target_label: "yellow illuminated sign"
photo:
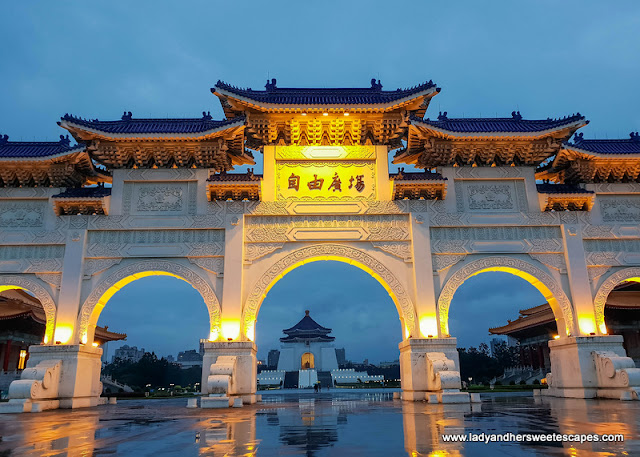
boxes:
[274,145,377,201]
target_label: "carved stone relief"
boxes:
[123,182,196,215]
[35,273,62,289]
[371,241,412,262]
[528,253,567,273]
[188,257,224,276]
[432,254,466,272]
[600,198,640,222]
[244,242,286,263]
[86,230,224,258]
[244,215,410,243]
[83,258,123,277]
[467,184,514,210]
[453,167,525,179]
[430,226,563,253]
[0,201,46,228]
[588,266,610,282]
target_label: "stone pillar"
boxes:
[13,344,103,409]
[221,212,244,341]
[54,230,88,344]
[545,335,640,399]
[201,341,257,404]
[398,337,463,402]
[408,212,439,338]
[561,224,599,336]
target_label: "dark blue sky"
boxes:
[2,1,638,361]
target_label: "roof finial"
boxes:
[511,111,522,120]
[573,132,584,143]
[265,78,277,91]
[370,78,382,90]
[0,134,8,144]
[121,111,132,121]
[305,310,310,316]
[59,135,70,146]
[438,111,448,121]
[202,111,212,120]
[631,132,640,142]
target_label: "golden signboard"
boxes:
[274,146,377,201]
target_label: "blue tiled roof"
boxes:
[59,112,244,135]
[0,135,83,158]
[282,311,332,334]
[567,132,640,154]
[207,170,262,182]
[390,169,446,181]
[213,78,438,105]
[412,111,587,133]
[536,183,593,194]
[52,187,112,198]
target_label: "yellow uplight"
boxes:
[419,315,438,338]
[553,335,560,340]
[343,112,349,116]
[221,320,240,341]
[322,112,328,116]
[209,328,220,342]
[92,342,99,347]
[579,316,596,335]
[599,322,608,335]
[54,326,73,344]
[245,322,256,342]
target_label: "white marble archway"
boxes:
[593,267,640,334]
[437,256,575,337]
[0,275,57,344]
[241,243,418,341]
[77,260,221,344]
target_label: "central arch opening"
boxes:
[255,260,401,389]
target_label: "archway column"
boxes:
[409,211,440,338]
[560,224,601,336]
[200,340,258,404]
[53,230,88,345]
[219,213,245,341]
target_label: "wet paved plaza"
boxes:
[0,390,638,456]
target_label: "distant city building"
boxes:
[268,349,280,368]
[335,348,346,366]
[177,349,203,369]
[257,310,383,389]
[379,360,399,368]
[490,337,504,357]
[112,345,145,363]
[166,355,175,363]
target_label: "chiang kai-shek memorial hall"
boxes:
[1,77,640,411]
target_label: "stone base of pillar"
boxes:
[201,395,232,408]
[201,341,257,402]
[0,398,60,413]
[0,344,103,413]
[399,338,468,403]
[545,335,640,400]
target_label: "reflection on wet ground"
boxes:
[0,390,638,456]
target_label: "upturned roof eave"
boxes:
[0,146,86,161]
[58,118,246,142]
[561,144,640,159]
[410,117,587,139]
[213,86,439,113]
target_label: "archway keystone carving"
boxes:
[242,244,417,339]
[77,260,221,342]
[437,256,574,337]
